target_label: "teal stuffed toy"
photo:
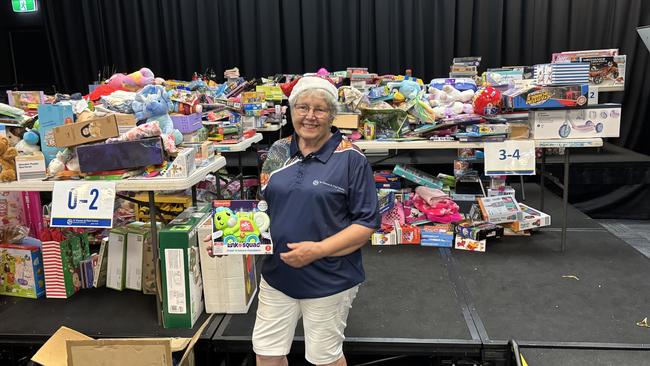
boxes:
[131,85,182,151]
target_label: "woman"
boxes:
[254,76,380,366]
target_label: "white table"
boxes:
[258,119,287,140]
[354,138,604,252]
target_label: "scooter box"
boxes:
[529,103,621,139]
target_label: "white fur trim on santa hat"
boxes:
[288,77,338,105]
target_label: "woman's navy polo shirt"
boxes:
[259,128,380,299]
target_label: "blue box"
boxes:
[0,244,45,298]
[76,137,164,173]
[37,104,73,165]
[503,84,589,110]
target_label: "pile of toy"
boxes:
[372,164,551,252]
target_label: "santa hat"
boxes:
[288,77,338,105]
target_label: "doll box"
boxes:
[529,104,621,139]
[211,200,273,255]
[159,206,211,328]
[53,114,120,148]
[198,215,257,314]
[15,151,46,181]
[76,136,164,173]
[0,244,45,298]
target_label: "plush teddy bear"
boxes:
[106,67,155,91]
[0,136,17,182]
[131,85,182,153]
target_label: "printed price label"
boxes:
[51,181,116,228]
[484,140,536,176]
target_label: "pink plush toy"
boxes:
[106,67,155,91]
[107,121,177,153]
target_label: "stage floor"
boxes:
[212,184,650,365]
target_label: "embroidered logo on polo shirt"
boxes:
[312,180,345,193]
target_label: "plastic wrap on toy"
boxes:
[429,78,477,92]
[0,224,30,244]
[414,186,449,206]
[410,97,437,122]
[359,108,408,139]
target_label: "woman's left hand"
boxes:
[280,241,324,268]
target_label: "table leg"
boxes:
[519,175,526,201]
[561,148,570,252]
[191,186,198,206]
[148,191,163,325]
[540,149,546,212]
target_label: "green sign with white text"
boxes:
[12,0,38,13]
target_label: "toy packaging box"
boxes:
[15,152,47,181]
[529,104,621,139]
[393,165,444,189]
[0,244,45,298]
[52,114,120,148]
[198,214,257,313]
[502,84,589,110]
[477,195,521,224]
[211,200,272,255]
[579,55,626,87]
[126,222,161,295]
[159,206,210,328]
[37,104,73,165]
[163,147,196,178]
[106,228,128,291]
[454,236,486,252]
[76,136,164,173]
[454,220,504,241]
[508,204,551,232]
[533,63,590,85]
[420,224,454,247]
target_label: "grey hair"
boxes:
[289,88,338,120]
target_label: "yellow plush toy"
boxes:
[0,136,17,182]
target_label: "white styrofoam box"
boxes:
[529,103,621,139]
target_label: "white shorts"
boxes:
[252,277,359,365]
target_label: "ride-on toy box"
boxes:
[502,84,589,110]
[529,104,621,139]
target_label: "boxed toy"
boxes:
[0,244,45,298]
[502,84,588,110]
[477,195,521,224]
[454,220,504,241]
[395,224,420,245]
[113,113,137,134]
[163,147,196,178]
[37,104,73,165]
[529,103,621,139]
[454,236,486,252]
[580,55,626,87]
[393,165,443,189]
[198,214,257,313]
[135,193,193,223]
[508,203,551,232]
[126,222,161,295]
[211,200,272,255]
[552,48,618,63]
[7,90,45,112]
[106,228,128,291]
[76,137,164,173]
[371,230,397,245]
[15,151,46,181]
[159,206,210,328]
[534,63,590,85]
[52,114,120,148]
[420,224,454,247]
[488,187,516,197]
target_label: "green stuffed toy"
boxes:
[213,207,270,244]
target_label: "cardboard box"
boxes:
[477,195,521,224]
[198,216,257,313]
[454,221,504,241]
[420,224,454,247]
[509,203,551,232]
[164,147,196,178]
[38,104,72,165]
[507,122,530,139]
[371,230,398,245]
[211,200,273,255]
[454,236,486,252]
[0,244,45,298]
[502,84,589,110]
[76,136,164,173]
[106,229,127,291]
[126,222,161,295]
[125,229,144,291]
[53,114,120,148]
[134,193,193,223]
[333,114,360,129]
[529,104,621,139]
[159,206,210,328]
[113,113,137,134]
[15,151,46,181]
[31,317,212,366]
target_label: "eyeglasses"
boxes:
[293,104,330,118]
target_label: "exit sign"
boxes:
[12,0,38,12]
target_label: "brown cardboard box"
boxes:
[114,113,137,134]
[53,114,119,147]
[15,151,47,181]
[333,114,360,129]
[31,315,213,366]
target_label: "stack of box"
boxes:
[534,63,590,86]
[450,57,481,78]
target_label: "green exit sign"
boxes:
[12,0,38,12]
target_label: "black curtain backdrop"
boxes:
[43,0,650,155]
